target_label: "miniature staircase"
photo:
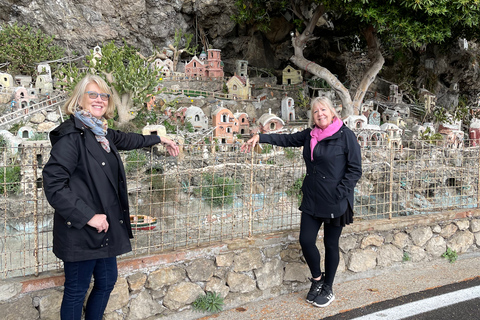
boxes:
[0,92,67,127]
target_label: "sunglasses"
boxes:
[84,91,110,101]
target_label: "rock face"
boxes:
[0,0,242,72]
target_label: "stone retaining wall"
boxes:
[1,209,479,320]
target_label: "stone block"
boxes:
[447,231,474,253]
[128,290,165,320]
[163,282,204,311]
[226,272,256,293]
[0,296,39,320]
[105,278,129,313]
[409,227,433,247]
[127,272,147,292]
[377,244,403,267]
[186,259,215,282]
[146,266,185,290]
[348,248,377,272]
[254,259,284,290]
[205,277,230,298]
[360,234,384,248]
[425,236,447,257]
[233,249,263,272]
[339,235,358,252]
[283,262,309,282]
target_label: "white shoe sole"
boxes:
[312,295,335,308]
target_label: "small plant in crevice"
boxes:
[286,174,305,205]
[402,252,410,262]
[441,248,458,263]
[192,291,224,313]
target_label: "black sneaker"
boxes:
[306,274,324,303]
[312,284,335,308]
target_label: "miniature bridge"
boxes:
[0,92,67,127]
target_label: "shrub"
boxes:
[0,22,65,76]
[286,175,304,205]
[0,165,21,194]
[125,150,147,174]
[195,173,241,207]
[149,172,179,203]
[192,291,224,313]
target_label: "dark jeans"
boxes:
[299,213,343,287]
[61,257,118,320]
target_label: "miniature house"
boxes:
[282,65,302,85]
[368,110,381,126]
[233,112,249,135]
[205,49,224,78]
[281,96,295,122]
[469,119,480,146]
[344,115,368,130]
[185,56,206,78]
[91,46,103,66]
[0,72,14,88]
[142,124,167,137]
[380,123,402,148]
[389,84,403,104]
[37,63,51,78]
[13,87,37,110]
[185,106,208,131]
[382,109,400,123]
[35,75,53,94]
[236,60,248,78]
[212,107,237,144]
[14,75,32,87]
[258,109,285,133]
[227,75,251,100]
[17,126,36,140]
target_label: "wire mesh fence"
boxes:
[0,138,479,279]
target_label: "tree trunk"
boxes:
[288,5,384,118]
[113,89,134,123]
[290,55,353,117]
[352,27,385,115]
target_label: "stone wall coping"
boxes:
[14,208,480,295]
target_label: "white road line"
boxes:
[351,285,480,320]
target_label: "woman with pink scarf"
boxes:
[242,96,362,308]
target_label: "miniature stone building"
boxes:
[185,106,208,131]
[389,84,403,103]
[13,87,37,110]
[212,107,237,144]
[236,60,248,78]
[227,75,251,100]
[19,140,50,197]
[258,109,284,133]
[233,111,249,135]
[37,63,51,78]
[282,65,302,85]
[281,95,295,122]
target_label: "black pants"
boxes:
[299,213,343,287]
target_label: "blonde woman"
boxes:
[242,96,362,307]
[43,74,179,319]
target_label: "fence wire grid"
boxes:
[0,138,479,279]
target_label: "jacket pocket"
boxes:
[75,226,107,249]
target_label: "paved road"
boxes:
[193,252,480,320]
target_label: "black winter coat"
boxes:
[259,125,362,219]
[43,116,161,262]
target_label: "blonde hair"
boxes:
[308,96,340,128]
[63,74,115,119]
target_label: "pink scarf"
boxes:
[310,118,343,161]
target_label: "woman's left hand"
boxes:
[160,137,180,156]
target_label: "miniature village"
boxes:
[0,44,479,224]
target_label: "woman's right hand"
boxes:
[87,214,109,233]
[240,134,260,153]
